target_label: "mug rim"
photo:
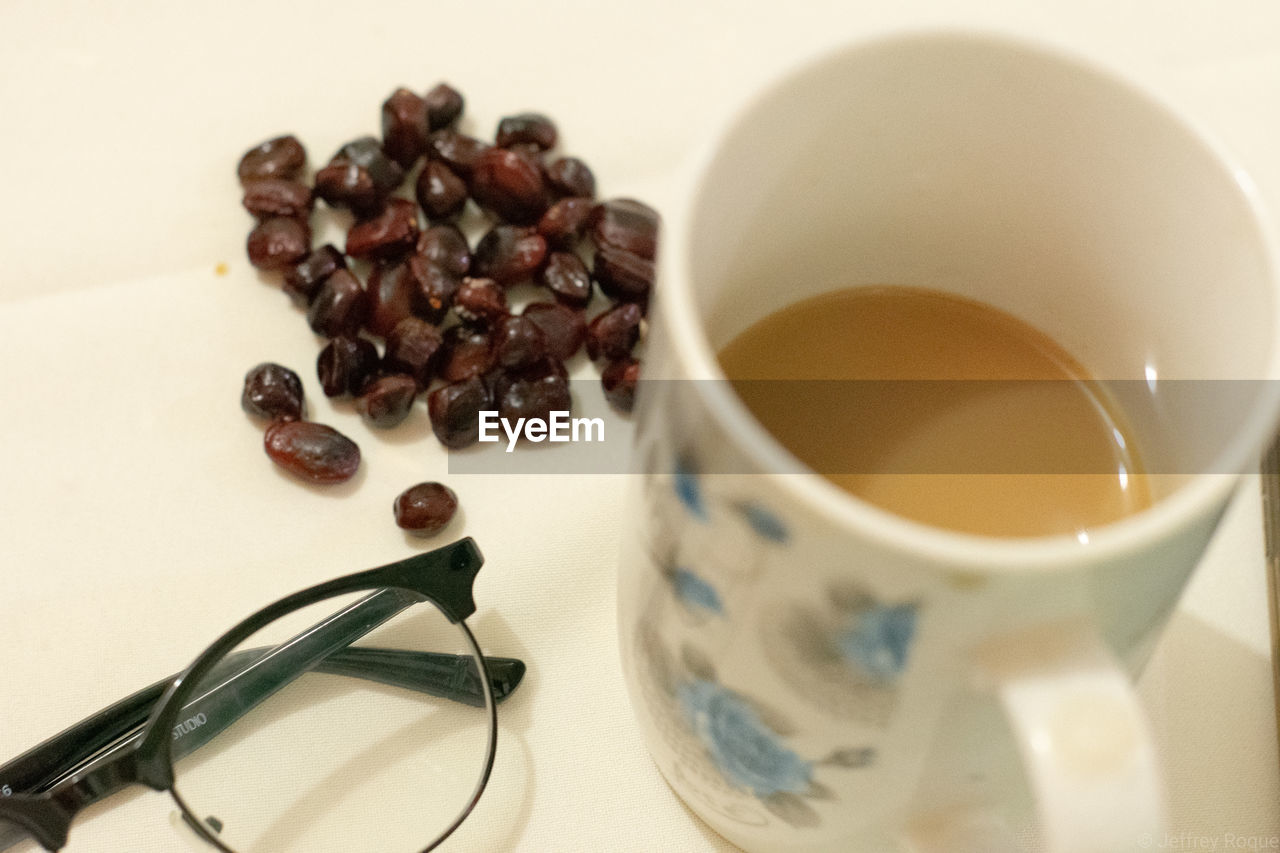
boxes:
[655,26,1280,572]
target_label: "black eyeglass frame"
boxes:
[0,537,502,852]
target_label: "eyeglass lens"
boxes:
[166,590,494,853]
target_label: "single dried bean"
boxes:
[238,135,306,184]
[242,362,305,421]
[394,481,459,536]
[264,420,360,484]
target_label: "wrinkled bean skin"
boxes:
[424,83,465,131]
[493,358,571,425]
[238,135,306,183]
[470,148,549,225]
[394,482,460,536]
[307,269,368,338]
[334,137,405,196]
[589,198,660,260]
[522,301,586,360]
[454,277,508,326]
[264,420,360,484]
[493,315,549,370]
[383,317,443,387]
[592,243,654,303]
[496,112,557,150]
[601,357,640,413]
[415,160,469,220]
[247,217,311,270]
[472,225,547,286]
[538,251,592,307]
[242,179,313,219]
[415,225,471,277]
[428,376,491,449]
[426,130,491,179]
[586,301,643,361]
[439,325,495,381]
[543,157,595,199]
[381,88,431,168]
[414,261,462,324]
[536,197,594,251]
[366,260,421,338]
[317,336,380,397]
[357,374,419,428]
[242,362,305,421]
[346,198,420,261]
[283,245,345,306]
[313,160,384,218]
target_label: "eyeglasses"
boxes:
[0,538,524,853]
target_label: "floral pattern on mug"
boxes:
[761,583,920,727]
[678,679,812,798]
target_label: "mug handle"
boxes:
[907,621,1164,853]
[980,620,1165,852]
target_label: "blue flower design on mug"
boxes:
[677,679,812,797]
[837,603,917,682]
[670,568,724,615]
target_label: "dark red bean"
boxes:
[470,147,549,224]
[415,160,469,220]
[307,269,368,338]
[496,112,557,151]
[454,277,508,326]
[317,336,380,397]
[424,83,464,131]
[333,137,405,196]
[539,251,592,307]
[381,87,431,169]
[472,225,547,286]
[601,357,640,413]
[394,482,459,536]
[345,198,420,261]
[415,225,471,277]
[428,376,491,449]
[313,160,384,218]
[426,130,491,179]
[593,243,654,303]
[264,420,360,484]
[523,302,586,361]
[238,135,306,184]
[439,325,495,382]
[366,260,421,338]
[357,373,419,428]
[544,157,595,199]
[537,197,595,250]
[247,217,311,271]
[493,358,571,425]
[283,245,345,306]
[590,198,660,260]
[242,362,305,422]
[493,315,548,370]
[414,261,461,323]
[242,179,313,220]
[586,301,643,360]
[506,142,546,164]
[384,317,443,388]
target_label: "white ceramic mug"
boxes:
[616,30,1280,853]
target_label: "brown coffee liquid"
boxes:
[717,286,1151,537]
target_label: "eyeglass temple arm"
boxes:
[0,644,524,801]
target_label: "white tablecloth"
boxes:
[1,1,1277,850]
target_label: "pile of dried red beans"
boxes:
[237,83,655,530]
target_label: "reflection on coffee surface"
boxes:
[717,286,1151,537]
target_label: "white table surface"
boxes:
[1,2,1278,850]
